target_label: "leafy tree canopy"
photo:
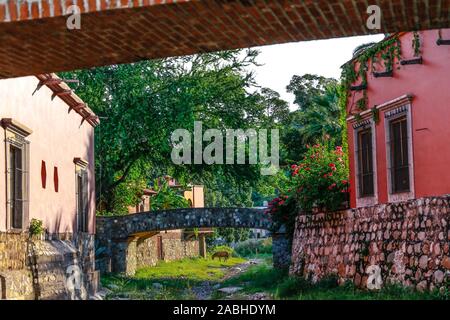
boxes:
[61,50,288,213]
[286,74,337,110]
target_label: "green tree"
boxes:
[286,74,337,110]
[61,49,285,213]
[282,75,342,164]
[149,179,189,210]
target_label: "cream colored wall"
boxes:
[0,76,95,234]
[184,186,204,208]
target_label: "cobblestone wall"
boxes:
[0,232,97,300]
[290,196,450,292]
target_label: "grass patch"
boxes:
[221,263,288,295]
[218,260,447,300]
[101,256,245,300]
[290,282,446,300]
[135,256,245,282]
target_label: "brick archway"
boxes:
[1,0,449,78]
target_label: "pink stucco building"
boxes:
[0,74,97,236]
[345,29,450,209]
[0,74,99,299]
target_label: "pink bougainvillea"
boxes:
[267,142,349,236]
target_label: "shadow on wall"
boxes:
[0,275,5,299]
[46,210,63,237]
[45,208,80,238]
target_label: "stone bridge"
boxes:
[96,208,291,275]
[1,0,449,78]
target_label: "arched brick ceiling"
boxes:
[0,0,448,79]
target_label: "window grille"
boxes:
[387,116,410,193]
[356,128,374,197]
[76,169,89,233]
[6,136,30,230]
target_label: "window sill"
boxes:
[356,196,378,208]
[388,191,414,203]
[6,228,27,234]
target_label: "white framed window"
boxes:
[384,104,415,202]
[353,119,378,207]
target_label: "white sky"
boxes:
[248,34,385,109]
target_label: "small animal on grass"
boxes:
[211,251,230,262]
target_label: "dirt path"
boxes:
[191,258,268,300]
[97,258,270,300]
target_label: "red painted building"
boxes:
[345,29,450,208]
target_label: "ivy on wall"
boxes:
[412,31,421,57]
[341,36,402,90]
[356,90,368,111]
[342,32,427,125]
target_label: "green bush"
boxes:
[29,218,44,236]
[276,276,311,298]
[276,274,339,298]
[316,274,339,290]
[234,238,272,257]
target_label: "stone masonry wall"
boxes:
[95,207,273,275]
[0,232,27,271]
[0,232,97,300]
[162,236,199,263]
[136,237,158,269]
[272,232,291,269]
[136,233,199,269]
[290,196,450,292]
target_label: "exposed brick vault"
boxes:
[0,0,449,79]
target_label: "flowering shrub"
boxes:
[267,142,349,238]
[266,194,298,236]
[290,142,349,212]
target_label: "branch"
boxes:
[108,157,139,190]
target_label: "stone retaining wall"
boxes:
[0,232,27,271]
[0,232,97,300]
[136,233,199,269]
[272,229,291,269]
[96,229,201,275]
[290,196,450,292]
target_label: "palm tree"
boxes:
[295,85,342,145]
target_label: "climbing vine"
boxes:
[341,35,402,123]
[371,107,380,124]
[341,35,402,89]
[412,31,421,57]
[354,113,362,123]
[356,90,368,111]
[380,39,401,72]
